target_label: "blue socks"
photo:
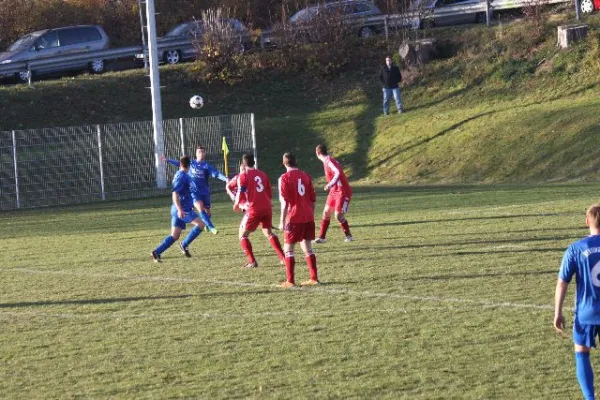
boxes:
[182,226,202,248]
[576,351,595,400]
[155,235,176,255]
[200,210,215,230]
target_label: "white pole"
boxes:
[251,113,258,169]
[97,125,106,201]
[11,130,20,209]
[146,0,167,189]
[179,117,185,156]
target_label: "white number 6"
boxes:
[297,179,305,196]
[592,260,600,287]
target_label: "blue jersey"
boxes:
[559,235,600,324]
[171,170,195,213]
[167,159,226,196]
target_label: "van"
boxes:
[0,25,109,82]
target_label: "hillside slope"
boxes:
[1,11,599,184]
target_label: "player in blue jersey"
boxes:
[555,204,600,400]
[151,156,206,262]
[161,145,227,234]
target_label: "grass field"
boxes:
[1,184,597,398]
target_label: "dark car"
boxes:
[260,0,384,48]
[135,19,252,65]
[0,25,109,82]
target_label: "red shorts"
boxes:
[326,192,351,214]
[240,211,272,232]
[284,221,316,244]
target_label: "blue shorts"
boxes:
[170,208,199,230]
[573,315,600,348]
[192,193,211,209]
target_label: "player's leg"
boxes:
[281,241,296,288]
[573,320,596,400]
[315,197,334,243]
[335,196,353,242]
[239,214,258,268]
[179,215,205,257]
[262,227,285,264]
[152,223,183,262]
[299,221,318,285]
[195,196,218,234]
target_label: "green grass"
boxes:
[0,184,597,398]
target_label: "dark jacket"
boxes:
[379,64,402,89]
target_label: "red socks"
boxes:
[339,218,351,237]
[269,234,285,261]
[284,251,295,284]
[240,237,256,263]
[306,253,318,281]
[319,218,331,239]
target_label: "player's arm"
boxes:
[162,155,180,168]
[171,175,186,218]
[208,164,228,182]
[324,161,340,191]
[554,279,569,334]
[278,177,288,230]
[226,177,237,201]
[554,247,575,334]
[234,174,247,211]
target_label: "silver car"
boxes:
[0,25,109,82]
[136,19,252,65]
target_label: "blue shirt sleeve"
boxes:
[558,245,577,283]
[207,163,227,182]
[167,159,180,168]
[172,172,187,194]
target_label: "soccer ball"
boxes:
[189,95,204,109]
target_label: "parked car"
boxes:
[411,0,485,29]
[580,0,600,13]
[0,25,109,82]
[135,19,252,65]
[260,0,385,48]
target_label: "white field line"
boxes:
[4,267,554,311]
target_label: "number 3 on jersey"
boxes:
[254,176,264,192]
[297,179,305,196]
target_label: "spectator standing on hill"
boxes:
[379,55,403,116]
[554,204,600,400]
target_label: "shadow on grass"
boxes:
[0,291,272,308]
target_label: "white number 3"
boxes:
[254,176,264,192]
[297,179,305,196]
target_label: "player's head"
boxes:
[180,156,191,170]
[385,55,392,67]
[242,153,255,168]
[316,144,328,160]
[283,152,297,168]
[586,204,600,230]
[196,146,206,161]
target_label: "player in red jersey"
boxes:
[314,144,353,243]
[278,152,319,287]
[234,153,285,269]
[226,163,247,211]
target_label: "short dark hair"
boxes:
[588,204,600,228]
[196,145,206,151]
[316,144,328,156]
[283,152,297,167]
[180,156,191,169]
[242,153,255,167]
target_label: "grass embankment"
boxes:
[1,10,599,184]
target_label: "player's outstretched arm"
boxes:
[162,155,180,168]
[554,279,569,334]
[208,164,227,182]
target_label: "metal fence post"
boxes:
[179,117,186,155]
[251,113,258,169]
[11,130,20,209]
[96,125,106,201]
[576,0,581,20]
[486,0,492,26]
[384,16,389,41]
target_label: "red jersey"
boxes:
[279,168,316,223]
[228,174,246,203]
[238,168,272,215]
[323,156,352,196]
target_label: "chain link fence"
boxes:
[0,114,256,210]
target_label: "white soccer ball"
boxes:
[189,95,204,109]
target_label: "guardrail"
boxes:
[0,37,194,81]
